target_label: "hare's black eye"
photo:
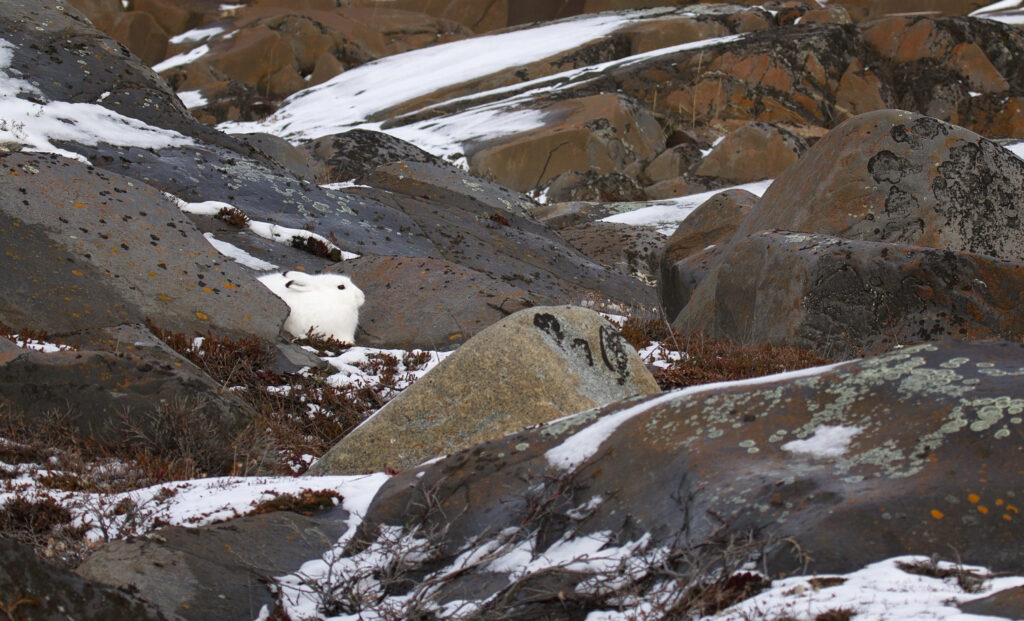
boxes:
[337,284,346,290]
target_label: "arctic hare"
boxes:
[259,271,365,343]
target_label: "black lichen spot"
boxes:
[599,325,629,384]
[533,313,564,344]
[570,337,593,366]
[884,185,919,217]
[868,150,915,184]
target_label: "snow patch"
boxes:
[152,44,210,73]
[782,424,862,458]
[599,179,774,234]
[0,39,193,163]
[168,26,225,45]
[202,233,278,271]
[177,90,207,109]
[546,360,853,471]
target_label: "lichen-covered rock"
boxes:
[309,306,660,475]
[702,230,1024,357]
[349,340,1024,617]
[557,221,665,284]
[742,110,1024,259]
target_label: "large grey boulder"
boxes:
[0,151,287,340]
[309,306,660,475]
[340,340,1024,618]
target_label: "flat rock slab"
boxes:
[0,346,257,474]
[0,151,287,340]
[702,230,1024,357]
[0,535,171,621]
[332,255,545,350]
[354,340,1024,614]
[354,163,656,309]
[309,305,660,475]
[77,508,350,621]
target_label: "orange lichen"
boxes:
[968,493,980,504]
[195,311,209,320]
[977,506,989,515]
[930,509,944,520]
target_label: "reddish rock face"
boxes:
[694,121,808,182]
[468,93,665,192]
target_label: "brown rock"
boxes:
[619,15,731,54]
[545,170,646,203]
[102,11,170,66]
[309,306,660,474]
[833,58,889,120]
[694,122,808,183]
[643,143,703,183]
[799,5,853,24]
[468,93,665,192]
[643,175,727,200]
[948,41,1009,93]
[133,0,197,36]
[558,221,664,284]
[658,188,758,320]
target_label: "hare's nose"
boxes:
[337,284,346,290]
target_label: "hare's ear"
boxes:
[284,272,313,292]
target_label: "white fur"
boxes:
[259,271,365,343]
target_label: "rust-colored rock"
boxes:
[694,122,808,182]
[833,58,890,120]
[468,93,665,192]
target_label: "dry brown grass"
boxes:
[618,316,833,391]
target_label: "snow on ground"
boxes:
[177,89,207,109]
[152,44,211,73]
[599,179,774,234]
[320,347,452,398]
[168,25,226,45]
[168,195,360,262]
[218,9,743,167]
[971,0,1024,21]
[699,556,1024,621]
[202,232,278,271]
[0,39,193,163]
[0,470,388,543]
[220,11,654,139]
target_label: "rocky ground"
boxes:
[2,0,1024,619]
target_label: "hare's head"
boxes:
[283,271,365,308]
